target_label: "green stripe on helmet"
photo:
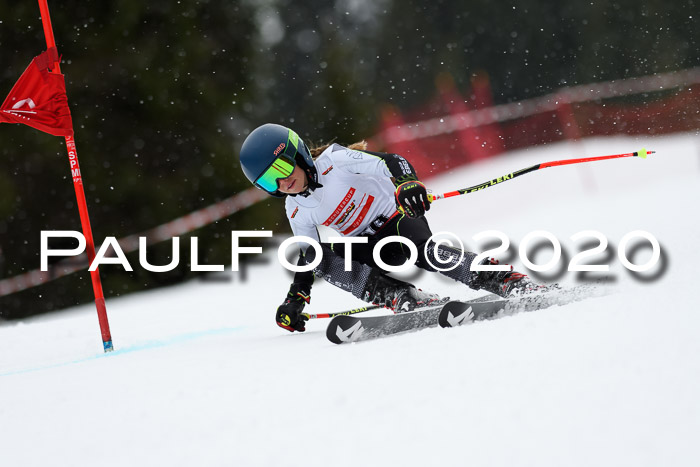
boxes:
[288,129,300,149]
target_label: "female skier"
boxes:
[239,123,536,332]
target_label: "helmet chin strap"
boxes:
[291,167,323,198]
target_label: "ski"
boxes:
[326,286,602,344]
[438,284,600,328]
[325,294,499,344]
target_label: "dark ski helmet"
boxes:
[239,123,315,197]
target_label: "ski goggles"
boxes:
[254,153,297,193]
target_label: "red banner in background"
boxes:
[372,67,700,176]
[0,47,73,137]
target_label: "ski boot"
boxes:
[471,257,549,298]
[364,273,442,313]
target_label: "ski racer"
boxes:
[238,123,539,332]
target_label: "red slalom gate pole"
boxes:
[429,148,655,202]
[38,0,113,352]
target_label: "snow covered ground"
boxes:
[1,133,699,467]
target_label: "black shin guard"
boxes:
[423,241,479,288]
[305,244,375,300]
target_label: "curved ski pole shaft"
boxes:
[304,299,450,319]
[303,304,384,320]
[428,148,654,203]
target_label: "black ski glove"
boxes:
[276,282,311,332]
[395,175,431,218]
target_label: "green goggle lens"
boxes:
[255,155,296,192]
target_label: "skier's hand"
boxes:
[395,176,431,218]
[276,283,311,332]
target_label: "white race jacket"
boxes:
[284,144,402,252]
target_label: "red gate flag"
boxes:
[0,47,73,137]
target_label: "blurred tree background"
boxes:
[0,0,697,319]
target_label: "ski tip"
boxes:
[326,315,361,345]
[437,301,475,328]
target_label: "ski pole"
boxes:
[302,304,384,320]
[303,300,451,319]
[428,148,654,202]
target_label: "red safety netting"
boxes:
[374,68,700,179]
